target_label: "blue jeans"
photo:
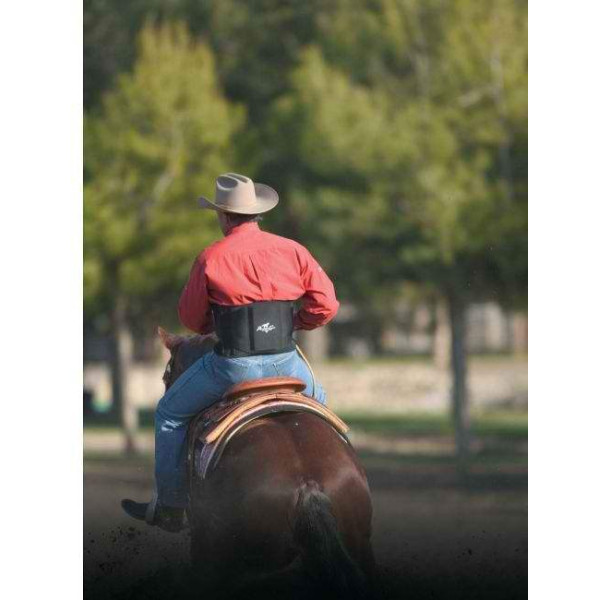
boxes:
[154,349,326,507]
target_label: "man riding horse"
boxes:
[122,173,339,532]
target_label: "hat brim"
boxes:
[197,183,279,215]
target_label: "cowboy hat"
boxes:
[197,173,279,215]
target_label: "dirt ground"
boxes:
[84,448,527,600]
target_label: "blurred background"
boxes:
[83,1,527,598]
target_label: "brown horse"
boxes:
[159,329,377,599]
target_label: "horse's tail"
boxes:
[293,480,368,599]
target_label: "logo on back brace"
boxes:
[256,322,276,334]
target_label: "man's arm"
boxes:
[177,255,214,335]
[293,249,340,331]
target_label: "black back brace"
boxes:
[211,300,295,357]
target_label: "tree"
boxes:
[84,22,243,451]
[82,3,527,471]
[269,0,527,476]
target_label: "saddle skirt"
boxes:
[187,376,350,480]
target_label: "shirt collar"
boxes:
[225,221,259,237]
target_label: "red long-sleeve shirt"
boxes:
[178,222,339,335]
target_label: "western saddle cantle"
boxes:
[186,376,350,480]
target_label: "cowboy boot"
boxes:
[121,496,186,533]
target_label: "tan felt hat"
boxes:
[197,173,279,215]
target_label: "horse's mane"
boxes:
[185,333,217,347]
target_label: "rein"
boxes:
[295,343,316,395]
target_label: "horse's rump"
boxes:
[187,412,374,598]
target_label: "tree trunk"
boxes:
[511,312,528,354]
[433,296,451,370]
[109,292,138,454]
[447,289,470,480]
[296,326,330,362]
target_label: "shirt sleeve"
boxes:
[177,254,214,335]
[293,248,340,331]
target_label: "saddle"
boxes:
[187,377,350,480]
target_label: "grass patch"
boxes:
[85,409,527,444]
[340,411,528,439]
[84,409,155,430]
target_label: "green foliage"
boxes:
[84,22,243,324]
[84,1,527,327]
[269,0,527,305]
[201,0,322,117]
